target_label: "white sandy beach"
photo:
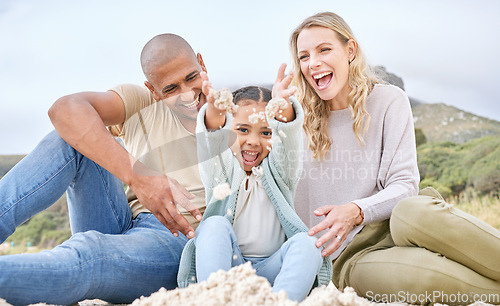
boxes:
[0,262,495,306]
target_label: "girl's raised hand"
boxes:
[271,63,297,122]
[201,71,227,130]
[272,63,297,102]
[201,71,215,106]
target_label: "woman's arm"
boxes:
[309,87,419,257]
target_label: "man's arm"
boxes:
[48,91,200,238]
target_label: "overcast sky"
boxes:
[1,0,499,154]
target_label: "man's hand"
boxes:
[128,162,202,238]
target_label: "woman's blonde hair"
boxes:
[290,12,381,160]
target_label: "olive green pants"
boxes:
[334,188,500,305]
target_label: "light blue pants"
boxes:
[195,215,322,302]
[0,130,188,305]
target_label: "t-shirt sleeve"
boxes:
[109,84,155,123]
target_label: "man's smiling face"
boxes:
[146,53,207,122]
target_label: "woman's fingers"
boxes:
[313,205,334,217]
[321,235,344,257]
[308,205,335,235]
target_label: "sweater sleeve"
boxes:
[196,103,236,201]
[352,89,420,224]
[267,97,305,193]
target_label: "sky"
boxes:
[0,0,499,154]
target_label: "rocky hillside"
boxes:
[374,65,500,143]
[412,103,500,143]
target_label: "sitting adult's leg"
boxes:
[0,213,187,305]
[347,246,500,305]
[391,190,500,281]
[0,130,131,241]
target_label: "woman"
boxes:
[291,12,500,305]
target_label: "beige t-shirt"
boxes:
[109,84,205,228]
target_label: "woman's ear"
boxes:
[347,39,358,62]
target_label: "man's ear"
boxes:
[197,53,207,73]
[144,81,161,101]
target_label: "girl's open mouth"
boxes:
[241,150,260,166]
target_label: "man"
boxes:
[0,34,206,305]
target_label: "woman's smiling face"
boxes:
[231,101,272,174]
[296,26,355,107]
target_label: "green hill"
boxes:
[418,135,500,198]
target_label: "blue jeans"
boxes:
[0,130,188,305]
[195,216,322,302]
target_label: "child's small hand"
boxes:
[201,71,216,107]
[272,63,297,102]
[201,71,228,129]
[270,64,297,122]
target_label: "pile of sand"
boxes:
[2,264,494,305]
[131,262,374,306]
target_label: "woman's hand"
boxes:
[309,202,364,257]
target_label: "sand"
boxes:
[0,263,495,306]
[130,262,375,306]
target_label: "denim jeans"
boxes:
[195,215,322,302]
[0,130,188,305]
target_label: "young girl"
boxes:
[177,67,332,302]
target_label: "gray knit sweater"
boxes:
[294,84,420,259]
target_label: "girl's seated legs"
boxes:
[195,216,323,302]
[194,215,244,282]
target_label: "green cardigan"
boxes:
[177,97,332,288]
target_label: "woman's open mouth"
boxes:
[313,72,332,90]
[241,150,260,167]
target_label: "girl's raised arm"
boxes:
[201,72,227,130]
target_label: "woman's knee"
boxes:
[390,195,448,245]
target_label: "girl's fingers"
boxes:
[282,87,297,99]
[200,71,209,82]
[281,71,294,88]
[275,63,287,84]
